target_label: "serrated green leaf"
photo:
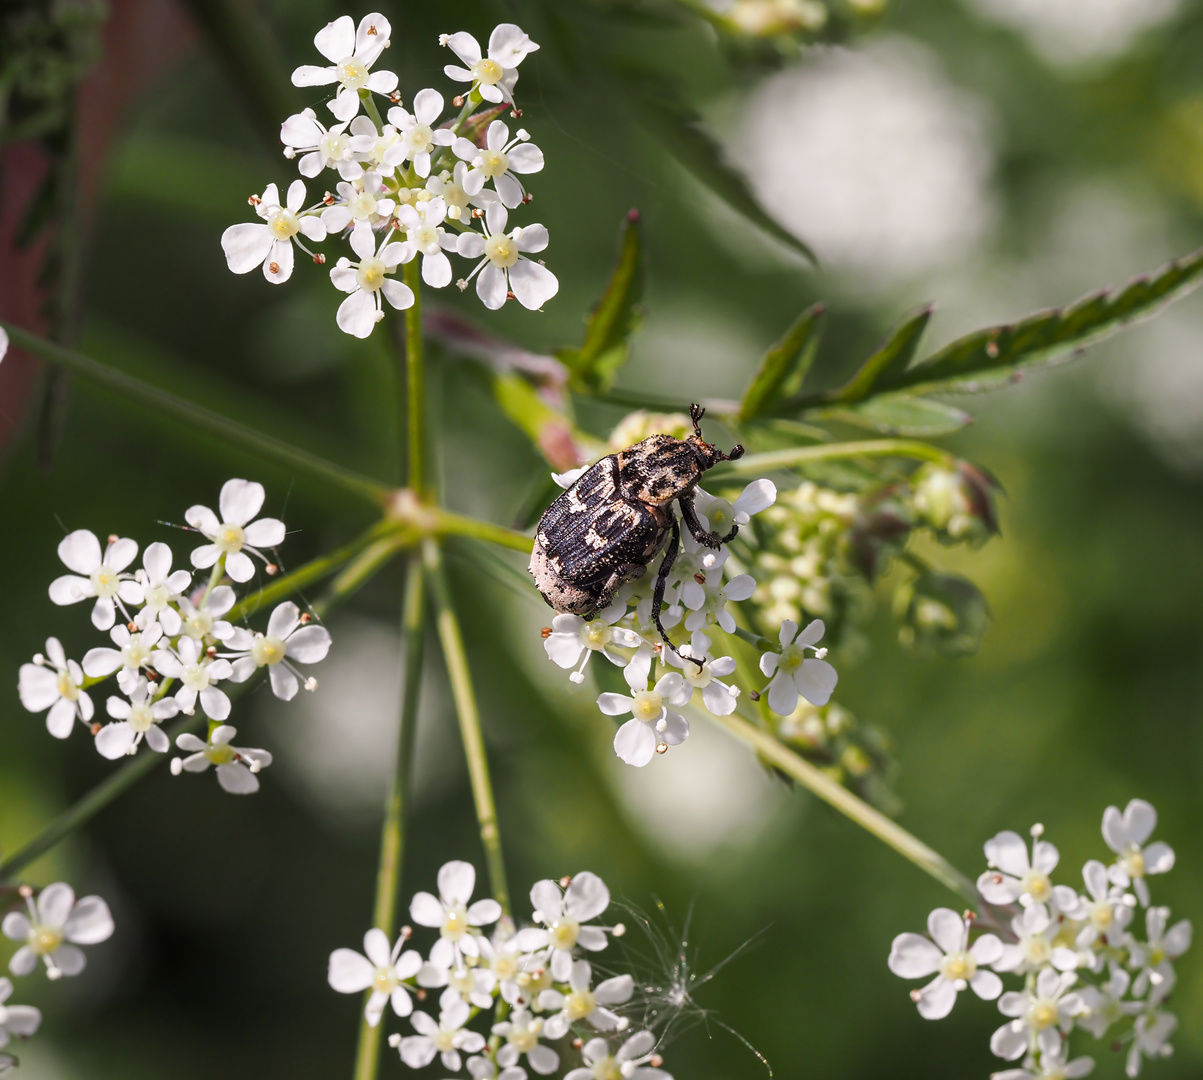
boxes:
[740,304,825,420]
[558,211,645,393]
[896,247,1203,394]
[821,394,972,437]
[836,305,934,403]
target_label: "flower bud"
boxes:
[895,571,989,657]
[911,462,999,548]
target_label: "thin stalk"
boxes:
[712,710,979,906]
[360,90,387,133]
[352,554,426,1080]
[1,324,391,507]
[424,539,510,914]
[713,439,957,478]
[403,261,427,499]
[432,508,532,554]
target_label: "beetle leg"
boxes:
[679,488,739,548]
[652,517,703,671]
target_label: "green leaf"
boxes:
[897,247,1203,394]
[821,393,972,437]
[835,305,934,403]
[740,304,825,420]
[557,211,645,394]
[491,372,606,469]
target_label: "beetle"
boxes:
[529,403,744,665]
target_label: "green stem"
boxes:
[352,554,426,1080]
[360,90,387,133]
[1,324,391,507]
[713,438,957,478]
[431,508,532,554]
[424,539,510,914]
[712,710,979,906]
[403,261,427,499]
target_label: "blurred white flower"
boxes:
[329,223,414,338]
[225,601,332,701]
[291,13,398,122]
[396,998,486,1072]
[597,649,691,767]
[171,725,271,794]
[516,873,614,982]
[152,636,233,719]
[221,181,327,285]
[730,39,993,286]
[993,903,1079,975]
[759,618,837,714]
[1073,859,1133,950]
[177,584,238,643]
[888,908,1003,1019]
[1130,906,1191,1001]
[409,861,503,971]
[493,1008,559,1075]
[96,677,178,759]
[456,203,558,311]
[566,1031,671,1080]
[133,541,191,636]
[328,928,422,1026]
[1,883,114,980]
[1076,966,1134,1038]
[1102,799,1175,906]
[82,621,163,695]
[978,826,1078,909]
[990,969,1083,1061]
[185,478,286,584]
[539,958,633,1038]
[0,977,40,1048]
[1125,1009,1177,1078]
[441,24,539,105]
[48,529,143,631]
[991,1044,1095,1080]
[454,120,544,209]
[18,637,93,739]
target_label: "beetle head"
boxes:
[686,403,745,471]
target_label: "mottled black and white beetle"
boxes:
[529,404,744,666]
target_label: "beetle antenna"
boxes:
[724,443,745,461]
[689,402,705,437]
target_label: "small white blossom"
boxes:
[539,958,633,1038]
[280,108,360,179]
[171,725,271,794]
[152,636,232,719]
[597,649,690,767]
[221,181,327,284]
[18,637,93,738]
[1072,859,1133,950]
[693,478,777,535]
[1125,1009,1177,1078]
[442,24,539,105]
[493,1008,559,1075]
[888,908,1003,1020]
[409,861,503,971]
[186,479,285,583]
[664,629,740,716]
[565,1031,672,1080]
[662,528,729,613]
[453,120,544,209]
[347,115,402,176]
[683,568,756,633]
[478,930,542,1007]
[993,903,1079,975]
[1102,799,1175,907]
[82,621,163,695]
[48,529,143,630]
[177,584,238,643]
[515,873,614,982]
[320,172,396,234]
[0,977,41,1049]
[759,618,837,715]
[329,223,414,338]
[397,998,486,1071]
[328,928,422,1026]
[1130,907,1190,1002]
[385,89,455,179]
[225,601,332,700]
[992,1045,1095,1080]
[424,964,496,1010]
[291,13,398,122]
[133,541,191,635]
[991,969,1083,1062]
[544,610,640,686]
[95,677,178,759]
[1,883,113,980]
[978,827,1078,909]
[456,202,558,311]
[426,163,476,221]
[396,197,460,288]
[1076,966,1136,1038]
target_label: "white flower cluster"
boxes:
[542,473,839,766]
[0,881,116,1059]
[16,478,332,794]
[329,862,671,1080]
[221,14,557,337]
[888,800,1188,1079]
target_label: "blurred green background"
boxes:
[1,0,1202,1076]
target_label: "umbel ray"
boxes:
[529,403,744,667]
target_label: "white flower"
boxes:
[693,478,777,536]
[597,649,690,767]
[82,621,163,695]
[151,636,233,719]
[328,928,422,1026]
[544,610,640,686]
[280,108,360,179]
[1125,1009,1177,1078]
[493,1008,559,1075]
[426,163,476,221]
[1,882,114,980]
[221,181,327,284]
[133,542,191,635]
[539,959,633,1038]
[347,115,402,176]
[456,202,558,311]
[565,1031,672,1080]
[478,930,543,1007]
[384,89,455,179]
[1076,966,1136,1038]
[992,1045,1095,1080]
[1130,906,1191,1001]
[993,903,1079,975]
[18,638,93,738]
[177,584,238,643]
[442,24,540,105]
[185,478,286,583]
[466,1057,527,1080]
[664,629,740,716]
[329,223,414,338]
[425,964,496,1010]
[410,861,503,970]
[319,172,396,234]
[393,197,459,288]
[978,826,1078,909]
[171,725,271,794]
[397,998,486,1071]
[0,327,7,363]
[759,618,837,714]
[291,13,398,123]
[48,529,143,630]
[683,568,756,633]
[225,601,332,701]
[662,529,729,612]
[887,908,1003,1020]
[514,873,614,982]
[991,969,1083,1061]
[95,677,178,759]
[453,121,544,209]
[0,978,41,1049]
[1072,859,1133,950]
[1102,799,1175,907]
